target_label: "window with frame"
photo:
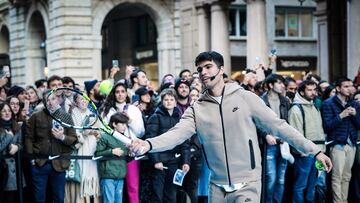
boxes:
[229,7,246,37]
[275,7,315,39]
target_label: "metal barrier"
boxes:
[0,152,147,203]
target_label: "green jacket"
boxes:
[96,133,128,179]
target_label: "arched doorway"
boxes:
[101,3,158,86]
[26,11,47,84]
[0,25,10,85]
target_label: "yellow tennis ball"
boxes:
[99,80,113,95]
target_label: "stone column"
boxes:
[8,6,27,85]
[157,19,176,80]
[314,0,329,81]
[246,0,267,81]
[196,3,210,53]
[347,0,360,78]
[47,0,97,85]
[210,1,231,74]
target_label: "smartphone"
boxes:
[112,60,119,68]
[52,120,61,129]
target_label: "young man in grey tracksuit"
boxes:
[129,51,333,203]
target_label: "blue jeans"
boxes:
[101,179,124,203]
[265,144,288,203]
[292,156,318,203]
[31,162,66,203]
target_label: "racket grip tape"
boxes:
[112,131,132,145]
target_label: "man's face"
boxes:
[63,82,74,97]
[287,81,297,93]
[336,81,353,98]
[136,72,148,87]
[47,94,60,111]
[177,83,190,99]
[197,60,223,89]
[247,73,257,87]
[301,84,317,101]
[49,79,63,90]
[271,80,285,94]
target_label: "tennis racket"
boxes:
[44,87,132,145]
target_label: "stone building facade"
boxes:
[0,0,359,86]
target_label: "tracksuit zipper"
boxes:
[219,101,232,186]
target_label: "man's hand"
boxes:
[315,152,333,173]
[154,162,164,170]
[265,135,277,145]
[52,127,65,140]
[182,164,190,173]
[129,139,151,156]
[348,107,356,116]
[109,66,120,79]
[339,107,355,119]
[112,148,124,157]
[125,65,135,80]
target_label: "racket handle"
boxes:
[112,131,132,145]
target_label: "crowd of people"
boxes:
[0,50,359,203]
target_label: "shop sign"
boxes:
[276,56,317,71]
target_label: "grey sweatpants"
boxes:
[209,180,261,203]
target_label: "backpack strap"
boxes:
[293,104,305,135]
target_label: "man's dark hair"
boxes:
[62,76,75,86]
[284,76,296,87]
[245,69,256,74]
[335,77,352,87]
[35,79,47,88]
[109,112,130,128]
[298,80,317,93]
[179,69,191,78]
[130,69,146,87]
[195,51,224,68]
[47,75,62,87]
[264,74,284,89]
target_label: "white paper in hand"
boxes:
[173,169,187,186]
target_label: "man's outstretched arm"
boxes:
[130,106,196,155]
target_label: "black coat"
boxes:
[145,105,190,165]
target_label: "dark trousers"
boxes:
[31,162,66,203]
[349,160,360,202]
[181,155,203,203]
[151,160,179,203]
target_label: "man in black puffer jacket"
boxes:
[145,88,191,203]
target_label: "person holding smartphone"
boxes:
[25,90,77,203]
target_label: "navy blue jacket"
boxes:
[145,105,191,165]
[321,95,360,146]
